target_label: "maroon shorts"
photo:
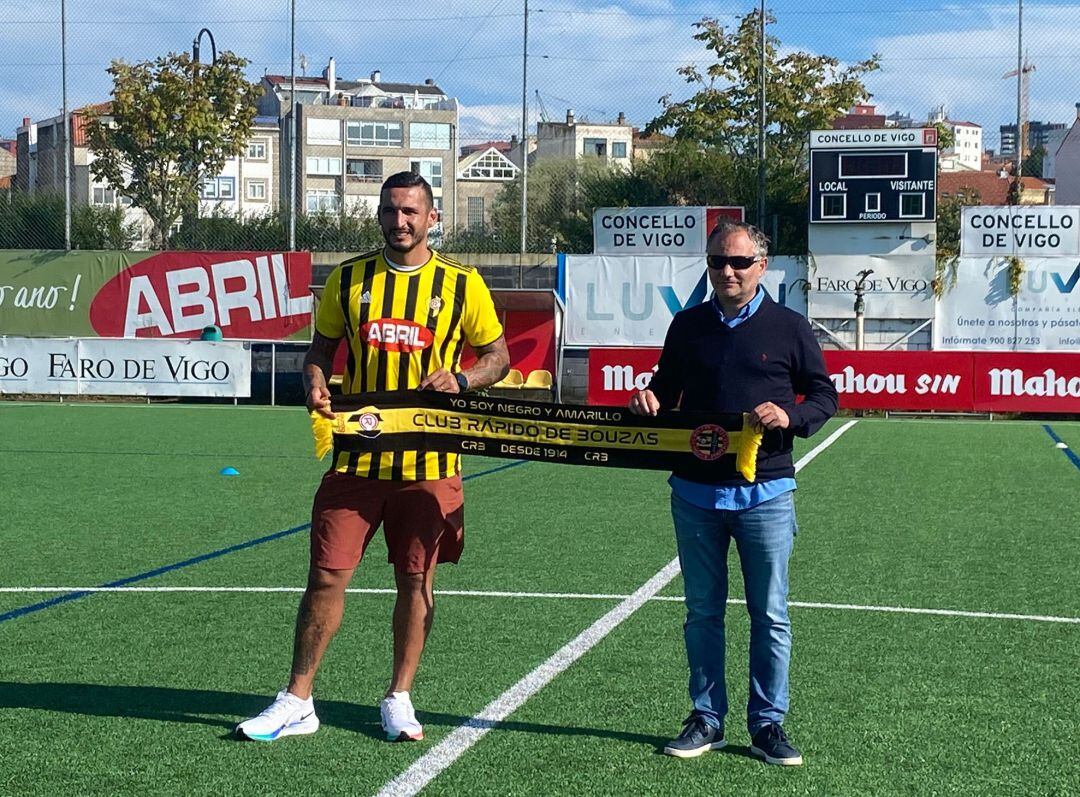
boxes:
[310,472,465,573]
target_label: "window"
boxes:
[306,190,340,214]
[409,122,451,150]
[200,176,235,201]
[306,118,341,145]
[865,193,881,213]
[612,141,628,159]
[410,158,443,188]
[306,156,342,175]
[467,196,485,231]
[899,193,925,218]
[246,179,267,200]
[347,121,403,147]
[583,138,607,157]
[461,150,517,180]
[346,158,383,183]
[246,139,268,160]
[821,194,846,219]
[91,185,115,206]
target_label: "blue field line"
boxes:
[0,459,528,626]
[1043,425,1080,472]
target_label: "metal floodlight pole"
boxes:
[757,0,766,233]
[519,0,529,256]
[1014,0,1024,177]
[62,0,71,250]
[289,0,297,251]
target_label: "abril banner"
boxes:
[934,257,1080,351]
[0,250,312,340]
[565,254,807,347]
[0,337,251,397]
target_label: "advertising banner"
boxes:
[592,206,744,255]
[587,348,1080,413]
[971,352,1080,413]
[587,347,662,405]
[824,350,974,411]
[565,255,807,347]
[934,257,1080,351]
[807,253,934,318]
[0,250,312,341]
[961,206,1080,257]
[0,337,251,397]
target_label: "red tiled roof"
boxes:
[461,140,511,156]
[938,171,1048,204]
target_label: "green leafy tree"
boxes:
[933,186,980,297]
[1022,144,1046,180]
[646,10,880,250]
[85,51,262,249]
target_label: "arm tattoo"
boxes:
[462,336,510,391]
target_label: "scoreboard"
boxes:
[809,128,938,224]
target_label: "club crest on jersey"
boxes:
[360,318,435,352]
[429,296,443,315]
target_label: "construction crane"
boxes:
[535,90,550,124]
[1003,51,1036,163]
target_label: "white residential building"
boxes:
[535,109,634,167]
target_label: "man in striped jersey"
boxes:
[237,172,509,743]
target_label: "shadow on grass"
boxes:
[0,681,665,749]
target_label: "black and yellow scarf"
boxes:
[312,391,764,482]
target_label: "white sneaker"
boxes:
[236,689,320,742]
[380,691,424,741]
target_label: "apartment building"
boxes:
[260,59,459,232]
[535,109,634,166]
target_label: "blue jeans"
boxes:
[671,490,797,734]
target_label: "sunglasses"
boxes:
[707,255,761,271]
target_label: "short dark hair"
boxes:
[380,170,434,209]
[707,220,770,258]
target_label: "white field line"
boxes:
[372,419,859,797]
[2,587,1077,625]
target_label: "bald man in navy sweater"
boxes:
[629,220,837,766]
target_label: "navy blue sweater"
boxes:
[648,294,838,485]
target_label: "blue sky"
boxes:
[4,1,1079,151]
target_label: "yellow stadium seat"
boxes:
[493,368,525,388]
[523,369,553,389]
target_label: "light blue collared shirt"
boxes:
[669,287,796,510]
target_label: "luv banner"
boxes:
[0,250,312,341]
[312,391,765,481]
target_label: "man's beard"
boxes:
[384,230,425,252]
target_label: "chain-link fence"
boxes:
[0,1,1071,258]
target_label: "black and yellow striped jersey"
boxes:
[315,249,503,481]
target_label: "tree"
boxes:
[646,10,880,250]
[85,51,262,249]
[1022,144,1047,180]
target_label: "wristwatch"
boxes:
[454,372,469,393]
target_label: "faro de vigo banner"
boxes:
[0,337,251,397]
[0,250,312,340]
[565,254,807,347]
[586,348,1080,414]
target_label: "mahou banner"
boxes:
[0,250,312,341]
[587,347,1080,413]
